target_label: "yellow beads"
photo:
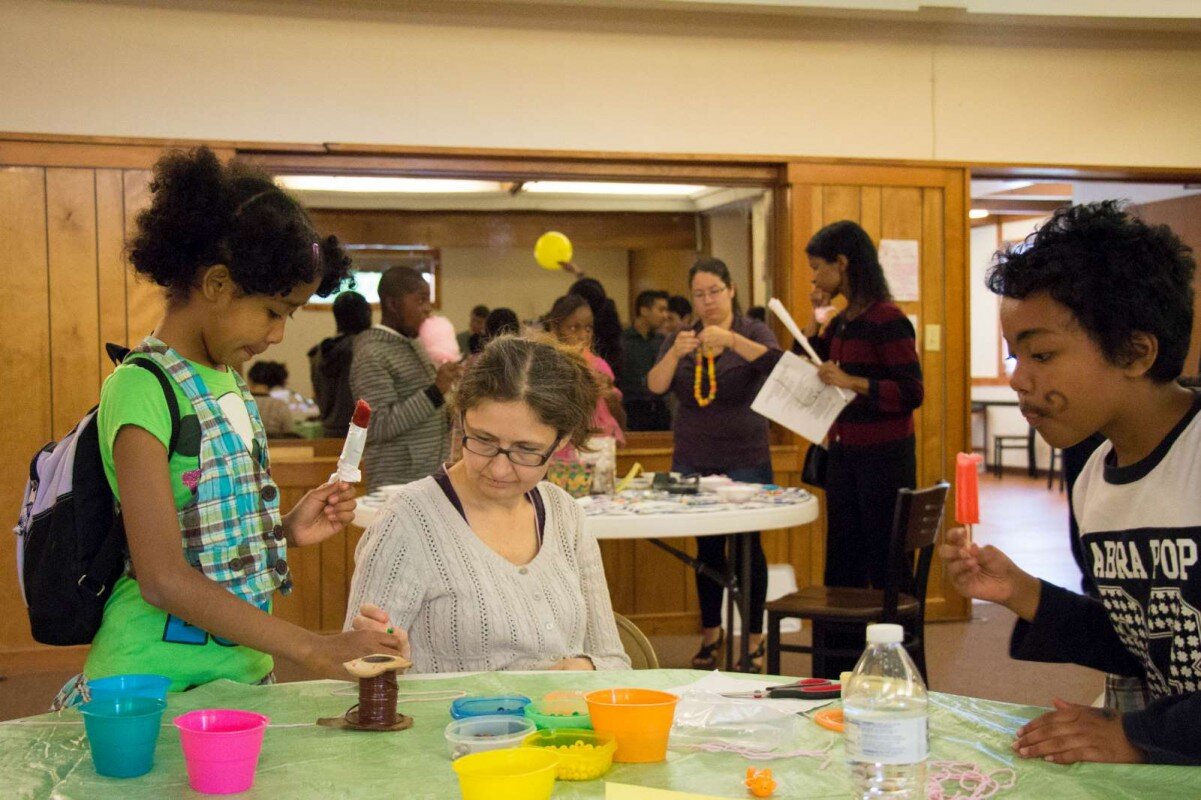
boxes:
[522,730,615,781]
[552,742,604,779]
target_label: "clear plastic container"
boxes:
[450,695,531,720]
[521,728,616,780]
[843,623,928,800]
[444,715,536,761]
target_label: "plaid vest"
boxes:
[132,338,292,605]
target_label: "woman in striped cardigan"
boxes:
[803,220,924,676]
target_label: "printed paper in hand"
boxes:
[752,351,852,444]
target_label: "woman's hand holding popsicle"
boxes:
[939,527,1042,621]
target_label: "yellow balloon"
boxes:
[534,231,573,271]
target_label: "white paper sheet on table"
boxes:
[665,671,832,714]
[751,351,851,444]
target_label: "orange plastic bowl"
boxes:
[584,688,678,763]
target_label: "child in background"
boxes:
[545,293,626,444]
[940,201,1200,765]
[55,147,403,706]
[246,361,297,437]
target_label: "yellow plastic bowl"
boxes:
[585,688,678,763]
[522,728,616,781]
[451,747,558,800]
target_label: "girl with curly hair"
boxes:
[55,147,403,707]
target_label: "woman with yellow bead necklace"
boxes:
[647,258,782,672]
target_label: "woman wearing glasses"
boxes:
[343,336,630,672]
[646,258,782,672]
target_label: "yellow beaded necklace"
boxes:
[693,346,717,407]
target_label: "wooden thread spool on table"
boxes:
[317,653,415,732]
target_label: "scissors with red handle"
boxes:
[721,678,841,700]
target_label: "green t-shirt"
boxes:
[86,356,273,691]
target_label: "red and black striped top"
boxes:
[809,301,923,447]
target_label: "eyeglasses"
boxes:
[461,431,560,467]
[691,286,728,302]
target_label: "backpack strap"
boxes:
[78,355,184,601]
[104,341,182,456]
[126,358,182,456]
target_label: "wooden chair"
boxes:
[764,482,949,684]
[613,612,659,669]
[1046,448,1065,492]
[992,434,1030,477]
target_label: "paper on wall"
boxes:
[879,238,920,302]
[752,351,852,444]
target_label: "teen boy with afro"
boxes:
[942,201,1200,765]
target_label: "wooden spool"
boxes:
[317,653,415,732]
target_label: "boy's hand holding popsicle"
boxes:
[943,452,1044,618]
[941,469,1043,625]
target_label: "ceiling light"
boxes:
[523,181,709,197]
[969,209,990,220]
[276,176,502,193]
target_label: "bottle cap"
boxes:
[866,623,904,644]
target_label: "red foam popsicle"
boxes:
[351,399,371,428]
[955,452,983,525]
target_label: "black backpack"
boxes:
[14,344,180,645]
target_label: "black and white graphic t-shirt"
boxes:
[1074,397,1201,699]
[1010,392,1201,764]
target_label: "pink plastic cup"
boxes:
[173,709,270,795]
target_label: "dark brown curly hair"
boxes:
[129,146,351,301]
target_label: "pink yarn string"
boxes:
[927,760,1017,800]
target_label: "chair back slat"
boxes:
[883,482,949,620]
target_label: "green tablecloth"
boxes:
[2,669,1196,799]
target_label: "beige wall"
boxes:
[705,206,753,309]
[3,1,1201,168]
[969,223,999,379]
[263,246,629,398]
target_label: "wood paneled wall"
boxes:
[0,160,167,670]
[307,209,698,251]
[627,249,696,317]
[788,163,971,622]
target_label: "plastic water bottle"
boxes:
[843,623,928,799]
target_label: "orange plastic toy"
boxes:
[745,767,776,798]
[813,707,845,733]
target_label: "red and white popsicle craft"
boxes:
[329,399,371,484]
[955,452,984,543]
